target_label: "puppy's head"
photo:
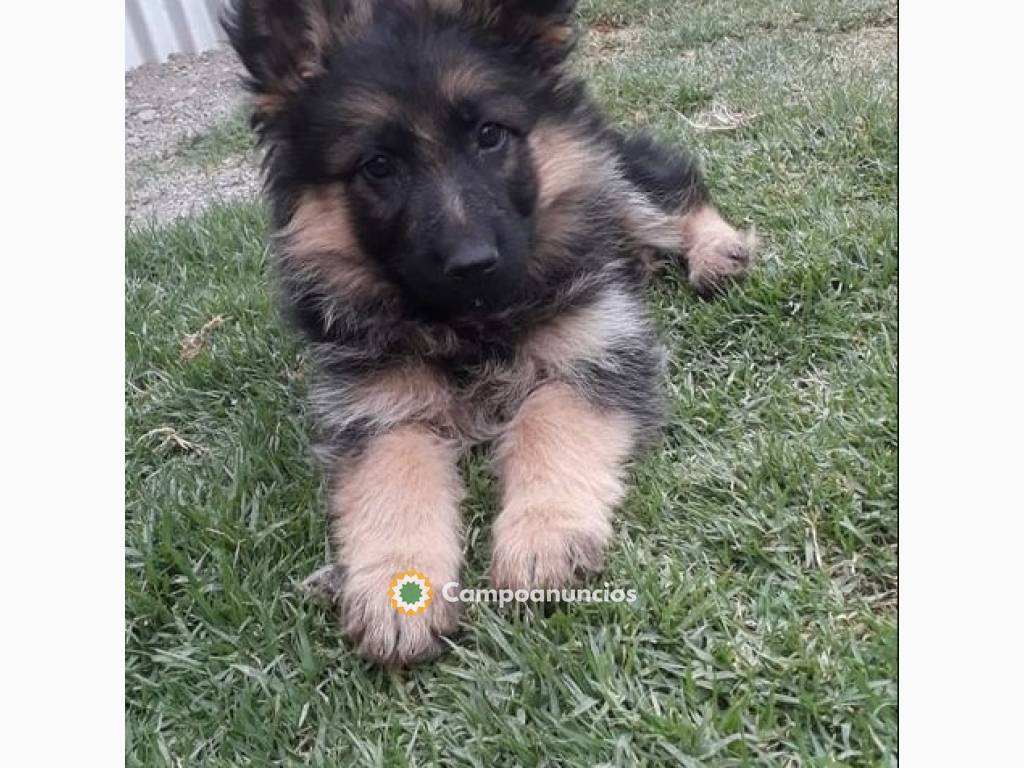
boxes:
[225,0,579,321]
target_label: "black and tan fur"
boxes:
[225,0,754,666]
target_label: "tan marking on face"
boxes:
[526,124,628,279]
[526,195,593,279]
[490,382,636,589]
[342,90,403,127]
[406,111,447,165]
[528,122,618,208]
[278,187,389,302]
[330,424,464,665]
[439,60,494,103]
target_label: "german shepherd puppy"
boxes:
[225,0,753,666]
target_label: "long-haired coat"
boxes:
[224,0,754,666]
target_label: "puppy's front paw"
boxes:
[490,515,609,592]
[336,560,461,667]
[681,206,756,297]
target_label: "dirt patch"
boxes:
[126,151,260,225]
[581,24,643,65]
[126,46,246,166]
[126,46,261,225]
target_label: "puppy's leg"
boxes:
[614,132,755,296]
[330,424,463,666]
[679,204,758,297]
[490,382,636,590]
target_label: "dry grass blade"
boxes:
[678,101,762,132]
[139,426,208,455]
[180,315,228,362]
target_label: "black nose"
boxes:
[444,243,499,278]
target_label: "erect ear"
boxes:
[222,0,342,119]
[484,0,579,68]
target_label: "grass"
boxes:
[125,0,896,764]
[175,107,254,167]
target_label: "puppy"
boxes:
[224,0,753,666]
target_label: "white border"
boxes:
[900,2,1024,764]
[5,0,1024,763]
[2,3,124,764]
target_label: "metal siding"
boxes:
[125,0,227,70]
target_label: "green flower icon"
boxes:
[388,571,433,616]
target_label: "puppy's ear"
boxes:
[485,0,579,68]
[222,0,341,120]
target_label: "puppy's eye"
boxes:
[476,122,507,151]
[362,154,395,180]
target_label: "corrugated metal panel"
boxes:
[125,0,227,70]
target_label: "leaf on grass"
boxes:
[678,101,761,132]
[139,426,207,455]
[179,314,228,362]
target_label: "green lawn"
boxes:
[126,0,897,764]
